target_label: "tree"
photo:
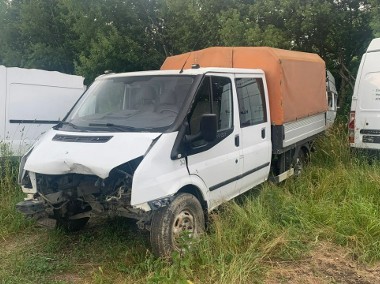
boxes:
[370,0,380,37]
[61,0,163,82]
[0,0,375,95]
[75,27,143,82]
[0,0,75,72]
[242,0,372,109]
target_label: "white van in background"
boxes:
[0,66,85,156]
[326,70,338,128]
[349,38,380,151]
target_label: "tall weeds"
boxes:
[0,143,31,237]
[2,123,380,283]
[149,123,380,283]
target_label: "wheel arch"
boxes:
[177,184,208,212]
[299,143,311,161]
[293,142,311,161]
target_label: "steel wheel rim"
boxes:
[172,210,195,248]
[294,157,303,176]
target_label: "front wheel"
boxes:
[54,200,91,232]
[150,193,205,258]
[56,217,89,232]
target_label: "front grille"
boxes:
[360,129,380,135]
[52,134,113,143]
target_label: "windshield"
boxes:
[62,75,195,132]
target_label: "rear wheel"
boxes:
[150,193,205,258]
[294,148,309,177]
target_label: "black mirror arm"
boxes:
[184,132,202,144]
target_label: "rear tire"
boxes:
[294,148,309,177]
[150,193,205,258]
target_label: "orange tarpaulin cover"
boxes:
[161,47,327,125]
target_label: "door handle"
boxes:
[261,128,266,139]
[235,134,240,147]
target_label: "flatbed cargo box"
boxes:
[161,47,327,126]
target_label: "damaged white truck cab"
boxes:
[18,47,329,257]
[19,68,263,254]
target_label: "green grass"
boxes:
[0,144,33,238]
[2,122,380,283]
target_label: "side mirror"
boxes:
[200,114,217,142]
[184,113,217,144]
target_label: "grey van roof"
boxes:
[367,38,380,52]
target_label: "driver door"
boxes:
[186,74,242,208]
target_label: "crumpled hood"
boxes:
[24,129,161,179]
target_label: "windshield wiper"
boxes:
[53,121,83,131]
[88,123,138,132]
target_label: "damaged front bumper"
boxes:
[17,158,154,230]
[17,169,174,231]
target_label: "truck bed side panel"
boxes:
[283,113,326,147]
[272,113,326,152]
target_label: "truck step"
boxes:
[270,168,294,183]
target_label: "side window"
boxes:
[189,76,233,135]
[236,78,267,127]
[213,76,233,131]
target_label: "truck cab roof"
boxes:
[96,67,265,80]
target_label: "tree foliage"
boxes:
[370,0,380,37]
[0,0,74,72]
[0,0,377,88]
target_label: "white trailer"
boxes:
[349,38,380,152]
[326,70,338,128]
[0,66,85,156]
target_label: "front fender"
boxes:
[131,132,210,211]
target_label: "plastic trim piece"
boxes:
[209,162,270,191]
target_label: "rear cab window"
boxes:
[235,77,267,127]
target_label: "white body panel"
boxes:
[187,131,242,205]
[350,38,380,150]
[131,132,209,209]
[0,66,6,149]
[0,66,85,156]
[186,73,242,205]
[234,73,271,195]
[283,113,326,148]
[24,129,159,179]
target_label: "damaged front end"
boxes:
[17,156,150,231]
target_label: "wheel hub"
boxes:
[172,210,195,246]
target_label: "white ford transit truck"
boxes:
[349,38,380,152]
[17,47,329,257]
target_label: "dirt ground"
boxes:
[264,242,380,284]
[4,219,380,283]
